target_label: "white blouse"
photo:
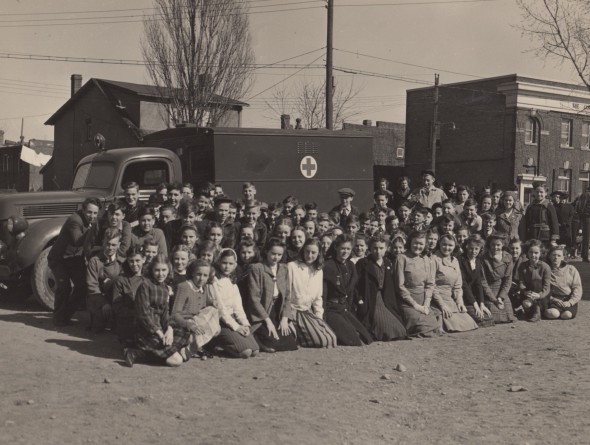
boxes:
[288,261,324,317]
[208,276,250,331]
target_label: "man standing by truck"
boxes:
[48,197,101,327]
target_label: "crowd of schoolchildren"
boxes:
[47,170,583,368]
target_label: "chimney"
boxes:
[71,74,82,97]
[0,130,4,145]
[363,120,372,126]
[281,114,292,129]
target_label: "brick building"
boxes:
[405,74,590,204]
[342,120,405,187]
[43,75,247,190]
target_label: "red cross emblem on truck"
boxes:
[300,156,317,178]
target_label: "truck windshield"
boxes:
[71,162,115,190]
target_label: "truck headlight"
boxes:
[7,216,28,238]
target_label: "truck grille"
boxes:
[22,203,80,219]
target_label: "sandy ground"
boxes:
[1,264,590,445]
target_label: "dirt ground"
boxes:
[1,265,590,445]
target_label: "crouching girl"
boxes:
[545,245,582,320]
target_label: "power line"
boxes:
[0,0,301,16]
[334,48,482,79]
[248,53,326,100]
[0,1,323,23]
[335,0,497,6]
[0,50,325,68]
[0,5,324,27]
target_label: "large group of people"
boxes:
[48,170,583,367]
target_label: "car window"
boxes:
[121,160,170,189]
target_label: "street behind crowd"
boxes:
[1,264,589,445]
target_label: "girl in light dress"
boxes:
[432,234,478,333]
[394,231,442,337]
[288,238,337,348]
[208,249,259,358]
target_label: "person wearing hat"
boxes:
[410,170,448,209]
[202,194,238,249]
[552,191,575,252]
[330,187,360,221]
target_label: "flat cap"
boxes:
[338,187,355,197]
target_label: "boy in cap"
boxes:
[330,187,360,219]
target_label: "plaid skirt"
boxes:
[136,326,191,360]
[294,310,337,348]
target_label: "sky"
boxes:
[0,0,582,142]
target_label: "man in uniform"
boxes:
[48,197,101,326]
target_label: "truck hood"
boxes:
[0,190,109,221]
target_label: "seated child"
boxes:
[171,260,221,358]
[545,245,582,320]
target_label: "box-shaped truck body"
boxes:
[142,127,374,210]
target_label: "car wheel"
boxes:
[31,247,56,311]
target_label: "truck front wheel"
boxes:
[31,247,56,311]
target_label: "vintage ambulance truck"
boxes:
[0,128,373,310]
[141,127,374,211]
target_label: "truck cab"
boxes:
[0,145,182,309]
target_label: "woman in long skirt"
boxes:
[356,234,407,341]
[394,231,442,337]
[432,234,478,332]
[288,238,337,348]
[323,234,373,346]
[246,238,298,352]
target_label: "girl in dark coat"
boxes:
[458,235,494,327]
[323,234,373,346]
[355,234,406,341]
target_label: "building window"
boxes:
[85,118,93,142]
[396,147,405,159]
[524,118,537,144]
[582,122,590,150]
[555,168,571,196]
[561,119,573,147]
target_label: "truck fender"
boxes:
[14,216,67,271]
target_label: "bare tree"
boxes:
[142,0,255,127]
[517,0,590,90]
[265,78,363,129]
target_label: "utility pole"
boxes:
[430,73,439,173]
[325,0,334,130]
[19,117,24,145]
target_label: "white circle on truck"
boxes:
[300,156,318,178]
